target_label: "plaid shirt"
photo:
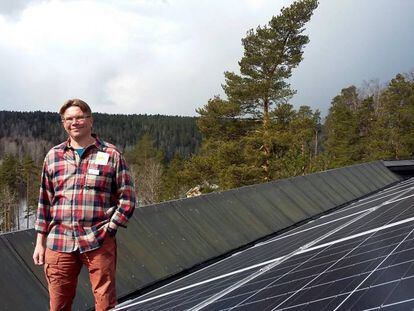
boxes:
[35,136,136,253]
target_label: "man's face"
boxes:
[62,106,93,141]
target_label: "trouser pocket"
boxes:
[44,249,61,285]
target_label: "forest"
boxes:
[0,112,202,232]
[0,112,201,163]
[1,0,414,233]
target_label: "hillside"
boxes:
[0,111,202,162]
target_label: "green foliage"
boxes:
[196,96,248,141]
[372,74,414,159]
[224,0,318,113]
[323,73,414,167]
[187,0,319,191]
[159,154,187,201]
[324,86,361,167]
[126,133,164,166]
[21,154,40,220]
[0,154,20,194]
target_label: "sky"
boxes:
[0,0,413,117]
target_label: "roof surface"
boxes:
[0,161,403,310]
[115,177,414,310]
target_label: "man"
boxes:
[32,99,136,311]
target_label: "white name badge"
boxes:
[88,168,100,175]
[95,151,110,165]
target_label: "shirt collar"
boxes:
[63,134,105,151]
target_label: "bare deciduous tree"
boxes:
[131,158,163,206]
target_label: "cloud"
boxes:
[0,0,284,115]
[0,0,185,113]
[0,0,413,116]
[0,0,40,17]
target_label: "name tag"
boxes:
[95,151,110,165]
[88,168,100,176]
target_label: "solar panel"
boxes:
[114,178,414,311]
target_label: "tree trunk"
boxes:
[16,202,20,230]
[26,176,30,229]
[262,99,271,182]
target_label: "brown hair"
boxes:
[59,99,92,116]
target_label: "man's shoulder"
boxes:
[42,141,67,165]
[99,140,122,156]
[54,141,68,149]
[45,141,67,156]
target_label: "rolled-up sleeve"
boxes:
[110,153,136,228]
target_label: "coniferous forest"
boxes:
[1,0,414,232]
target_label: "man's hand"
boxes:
[33,233,46,265]
[107,222,118,230]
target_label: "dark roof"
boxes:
[0,161,401,310]
[383,160,414,178]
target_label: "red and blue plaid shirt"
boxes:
[35,136,136,253]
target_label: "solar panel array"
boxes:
[116,178,414,311]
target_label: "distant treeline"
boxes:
[0,111,202,162]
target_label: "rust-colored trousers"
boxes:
[44,236,117,311]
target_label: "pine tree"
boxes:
[222,0,319,181]
[21,154,40,228]
[191,0,319,191]
[0,154,20,193]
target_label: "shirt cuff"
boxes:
[111,210,128,228]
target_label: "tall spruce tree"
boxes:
[0,154,20,193]
[194,0,319,189]
[21,154,39,228]
[324,86,361,167]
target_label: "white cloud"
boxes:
[0,0,186,113]
[0,0,270,115]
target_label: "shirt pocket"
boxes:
[85,164,113,192]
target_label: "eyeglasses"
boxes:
[62,115,91,123]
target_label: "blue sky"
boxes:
[0,0,413,117]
